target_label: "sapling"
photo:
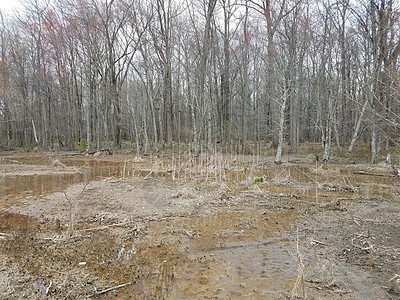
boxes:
[254,176,264,183]
[63,180,90,238]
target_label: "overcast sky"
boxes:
[0,0,23,15]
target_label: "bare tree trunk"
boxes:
[158,101,164,148]
[194,0,217,156]
[207,106,212,154]
[371,122,378,164]
[150,96,159,153]
[194,104,201,156]
[142,106,149,155]
[333,104,341,154]
[241,3,250,154]
[154,0,174,148]
[131,105,140,156]
[347,97,369,155]
[138,42,159,152]
[220,0,232,145]
[274,88,288,164]
[322,111,332,162]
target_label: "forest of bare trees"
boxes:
[0,0,399,163]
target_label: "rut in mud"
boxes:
[1,152,400,299]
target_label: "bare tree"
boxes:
[0,0,399,163]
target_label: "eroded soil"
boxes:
[0,151,399,299]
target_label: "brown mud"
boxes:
[0,151,399,299]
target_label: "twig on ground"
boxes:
[45,281,52,295]
[78,221,136,232]
[0,232,11,237]
[310,239,327,246]
[353,171,395,177]
[351,237,373,251]
[144,171,153,179]
[95,281,136,296]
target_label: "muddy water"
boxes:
[2,156,396,206]
[1,155,399,298]
[0,159,124,207]
[98,209,298,299]
[0,172,85,207]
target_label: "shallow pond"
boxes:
[0,153,398,298]
[86,209,298,299]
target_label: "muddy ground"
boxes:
[0,151,400,299]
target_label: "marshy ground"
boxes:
[0,150,399,299]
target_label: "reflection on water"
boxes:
[0,159,125,207]
[107,209,297,299]
[1,156,398,209]
[0,154,398,299]
[0,173,85,207]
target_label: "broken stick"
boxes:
[95,281,137,295]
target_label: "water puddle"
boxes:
[2,155,397,206]
[1,154,399,298]
[0,172,86,207]
[96,209,298,299]
[0,158,127,207]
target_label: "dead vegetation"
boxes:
[51,159,66,168]
[0,151,400,299]
[387,274,400,292]
[63,180,90,238]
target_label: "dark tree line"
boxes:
[0,0,399,162]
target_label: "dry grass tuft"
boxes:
[51,159,66,168]
[291,230,306,299]
[388,274,400,292]
[173,188,196,199]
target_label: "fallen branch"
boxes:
[0,232,11,239]
[144,170,153,179]
[310,239,327,246]
[351,237,373,251]
[337,197,357,201]
[45,281,52,295]
[79,221,136,232]
[353,218,361,226]
[95,281,136,296]
[51,152,82,157]
[353,171,394,177]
